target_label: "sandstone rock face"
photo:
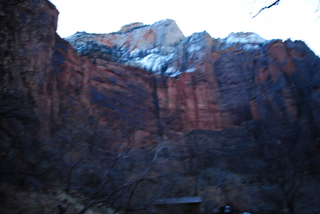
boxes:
[66,19,185,75]
[0,0,58,140]
[66,21,320,133]
[3,0,320,137]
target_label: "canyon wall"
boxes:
[67,19,320,137]
[1,0,320,213]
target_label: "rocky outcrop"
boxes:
[66,21,320,133]
[66,19,185,75]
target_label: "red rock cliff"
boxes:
[66,22,320,135]
[1,0,320,144]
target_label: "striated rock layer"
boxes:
[1,0,320,146]
[66,20,320,134]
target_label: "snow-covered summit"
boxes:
[66,20,272,77]
[225,32,266,44]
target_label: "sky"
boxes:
[49,0,320,56]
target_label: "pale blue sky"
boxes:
[49,0,320,56]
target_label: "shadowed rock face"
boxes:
[0,0,58,142]
[1,0,320,213]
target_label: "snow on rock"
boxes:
[242,44,261,51]
[187,43,202,53]
[126,53,174,74]
[226,32,266,44]
[164,67,181,77]
[220,32,267,51]
[129,48,142,58]
[139,54,163,71]
[146,48,160,54]
[185,68,196,73]
[66,20,274,77]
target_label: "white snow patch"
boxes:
[187,44,202,53]
[140,54,159,71]
[169,72,183,77]
[185,68,196,73]
[126,50,199,76]
[127,53,174,73]
[146,48,160,54]
[129,48,141,58]
[164,66,175,74]
[164,66,181,77]
[241,44,261,50]
[226,32,266,44]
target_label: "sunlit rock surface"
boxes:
[66,25,267,77]
[66,19,185,76]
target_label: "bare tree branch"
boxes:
[75,140,166,214]
[252,0,281,18]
